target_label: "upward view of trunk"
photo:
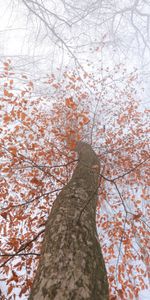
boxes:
[29,142,109,300]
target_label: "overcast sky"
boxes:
[0,0,150,108]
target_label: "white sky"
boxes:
[0,0,150,109]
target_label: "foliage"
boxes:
[0,59,149,299]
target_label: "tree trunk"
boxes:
[29,142,109,300]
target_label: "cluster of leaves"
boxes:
[0,60,149,299]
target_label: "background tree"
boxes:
[0,59,149,299]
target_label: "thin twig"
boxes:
[0,229,44,268]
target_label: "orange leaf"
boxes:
[65,98,77,110]
[20,112,26,121]
[10,79,13,85]
[82,115,89,124]
[79,113,90,125]
[4,89,13,97]
[3,114,11,123]
[2,167,10,173]
[8,285,13,295]
[12,271,19,283]
[8,146,17,155]
[19,285,28,297]
[133,213,142,220]
[68,139,77,150]
[0,212,8,220]
[28,81,34,88]
[109,276,114,283]
[118,290,124,298]
[31,177,43,186]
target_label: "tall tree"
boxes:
[29,141,109,299]
[0,60,149,299]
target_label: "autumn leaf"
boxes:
[10,79,13,85]
[28,81,34,88]
[12,271,19,283]
[8,238,20,250]
[78,113,90,125]
[4,89,13,97]
[20,112,26,121]
[30,177,43,186]
[65,97,77,110]
[19,284,29,297]
[133,213,142,220]
[8,285,13,295]
[3,114,12,123]
[0,211,8,220]
[17,110,26,121]
[2,167,10,173]
[82,115,89,124]
[67,139,77,150]
[8,146,17,155]
[4,62,9,67]
[7,271,19,284]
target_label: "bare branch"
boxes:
[0,229,44,268]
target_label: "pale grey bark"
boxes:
[29,141,109,300]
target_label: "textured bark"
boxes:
[29,142,109,300]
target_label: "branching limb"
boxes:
[0,229,44,268]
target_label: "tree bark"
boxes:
[29,142,109,300]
